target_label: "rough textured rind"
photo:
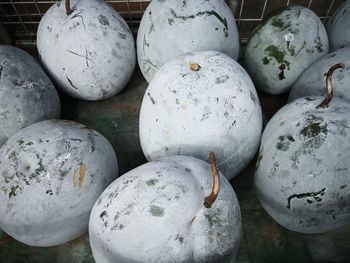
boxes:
[327,1,350,51]
[37,0,136,101]
[244,6,329,94]
[0,120,118,246]
[136,0,240,83]
[255,97,350,233]
[289,48,350,102]
[139,50,262,180]
[0,45,60,146]
[89,155,242,263]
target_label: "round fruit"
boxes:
[0,120,118,246]
[137,0,240,82]
[89,154,242,263]
[255,64,350,233]
[37,0,136,101]
[139,50,262,180]
[245,5,329,94]
[289,47,350,102]
[327,1,350,51]
[0,45,60,147]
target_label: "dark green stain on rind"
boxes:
[287,188,326,209]
[276,135,295,151]
[262,57,270,65]
[300,120,328,138]
[264,45,290,69]
[146,179,159,186]
[149,205,164,217]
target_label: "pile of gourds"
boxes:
[0,0,349,262]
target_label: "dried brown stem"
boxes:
[65,0,72,16]
[317,63,345,109]
[204,152,220,208]
[190,63,201,72]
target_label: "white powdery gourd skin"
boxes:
[37,0,136,101]
[0,45,60,146]
[245,6,329,94]
[139,50,262,180]
[327,1,350,51]
[255,97,350,234]
[89,155,242,263]
[137,0,240,83]
[289,48,350,102]
[0,120,118,246]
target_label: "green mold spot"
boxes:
[17,139,24,145]
[264,45,290,68]
[146,179,159,186]
[300,121,328,138]
[59,170,69,180]
[100,211,108,221]
[271,17,284,28]
[270,161,280,177]
[149,205,164,217]
[8,185,19,198]
[314,37,324,53]
[276,135,294,151]
[287,135,295,142]
[35,155,45,175]
[262,57,270,65]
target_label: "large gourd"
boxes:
[139,50,262,180]
[327,0,350,51]
[0,45,60,146]
[137,0,240,82]
[255,64,350,233]
[0,120,118,246]
[89,154,242,263]
[289,47,350,102]
[37,0,136,101]
[245,6,329,94]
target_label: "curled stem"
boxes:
[317,63,345,109]
[65,0,72,16]
[204,152,220,209]
[190,63,201,72]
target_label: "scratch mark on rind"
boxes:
[169,9,229,37]
[66,76,78,89]
[287,188,326,209]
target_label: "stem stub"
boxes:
[317,63,345,109]
[190,63,201,72]
[204,152,220,209]
[65,0,72,16]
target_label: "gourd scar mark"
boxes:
[169,9,229,38]
[287,188,326,209]
[66,76,78,89]
[68,11,86,30]
[66,49,94,67]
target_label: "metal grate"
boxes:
[0,0,346,47]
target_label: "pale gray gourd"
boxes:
[139,50,262,180]
[255,64,350,233]
[37,0,136,101]
[0,120,118,246]
[89,154,242,263]
[0,45,60,147]
[245,5,329,94]
[137,0,240,83]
